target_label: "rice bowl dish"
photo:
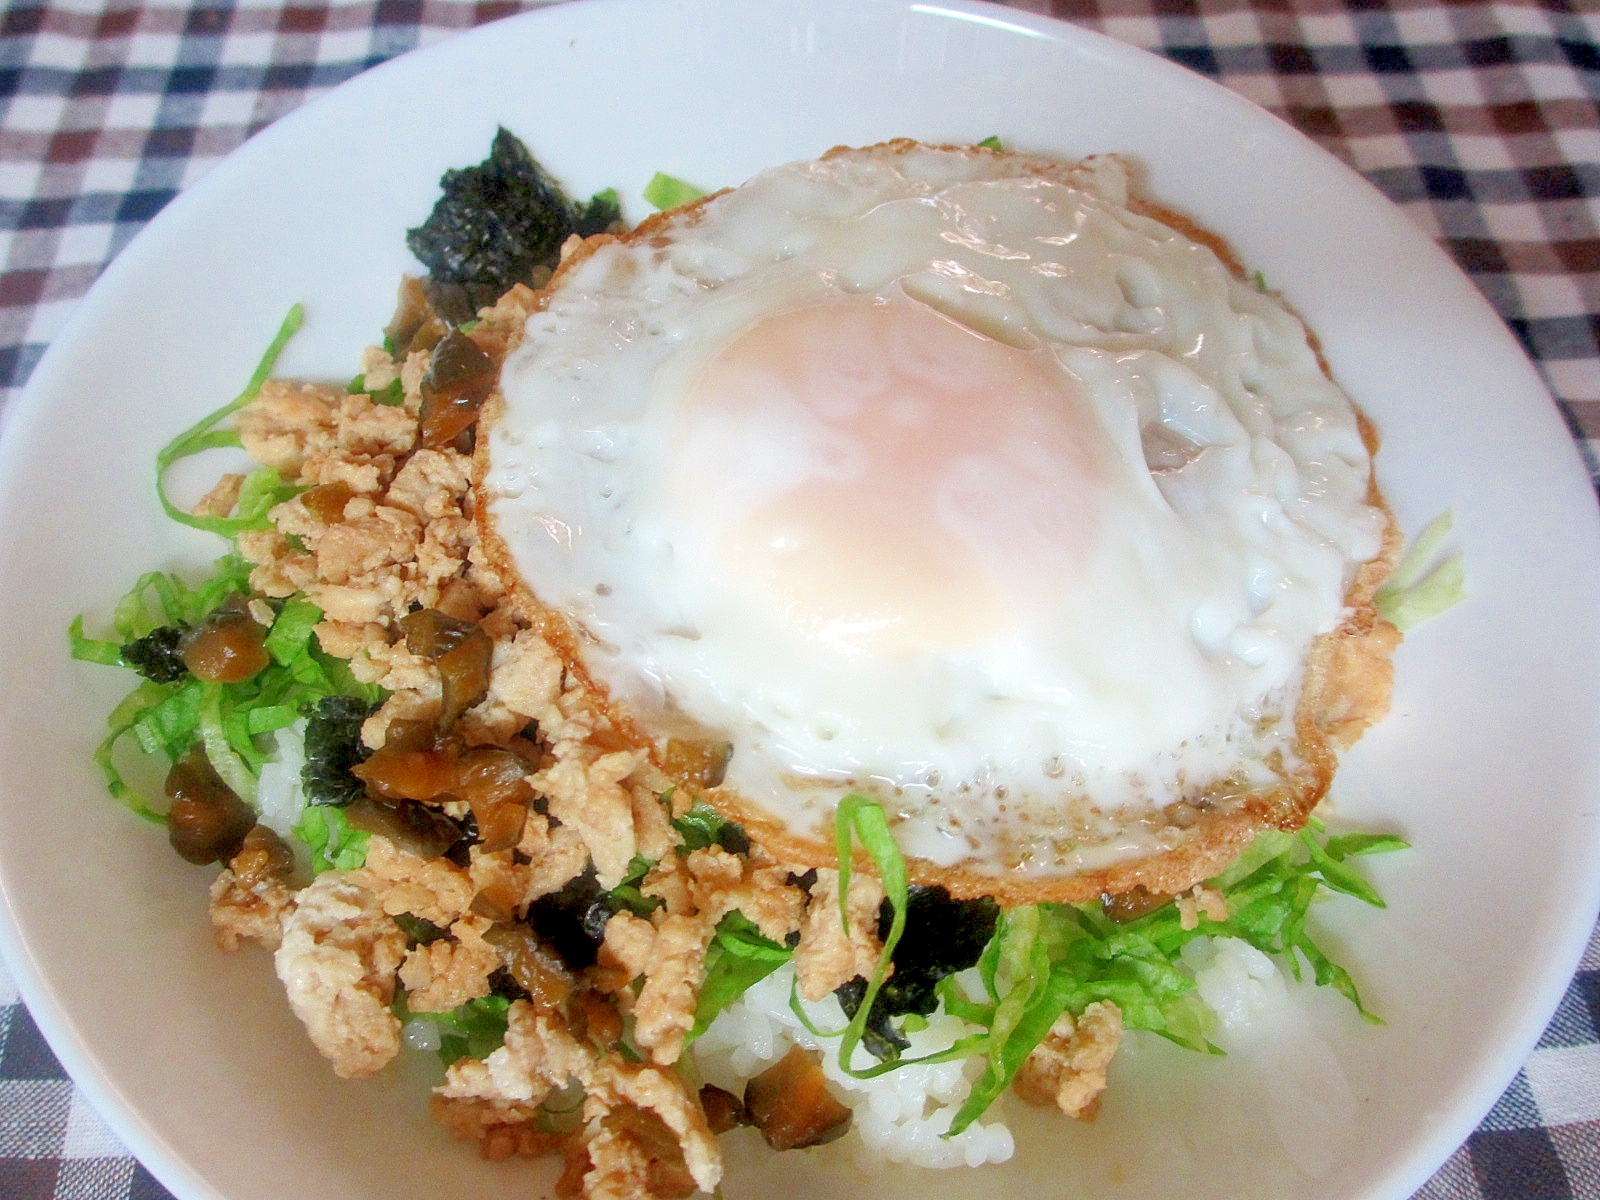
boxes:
[3,2,1587,1200]
[57,131,1432,1200]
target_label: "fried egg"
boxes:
[480,142,1392,894]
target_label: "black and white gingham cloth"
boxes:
[2,2,1598,1198]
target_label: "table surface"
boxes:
[1,1,1597,1198]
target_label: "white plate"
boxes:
[1,2,1597,1198]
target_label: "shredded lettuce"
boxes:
[1376,510,1465,631]
[688,912,792,1043]
[293,804,370,873]
[155,306,305,536]
[70,307,385,833]
[671,800,750,855]
[73,568,381,820]
[349,374,405,406]
[811,797,987,1078]
[785,797,1407,1135]
[605,853,661,919]
[643,172,706,211]
[832,795,909,1071]
[436,995,514,1064]
[395,993,513,1066]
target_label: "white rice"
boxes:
[1182,936,1287,1038]
[692,964,1015,1170]
[254,719,313,870]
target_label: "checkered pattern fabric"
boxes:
[0,1,1596,1198]
[1044,0,1600,459]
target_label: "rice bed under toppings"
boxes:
[694,964,1015,1170]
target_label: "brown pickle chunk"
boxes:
[165,749,256,865]
[418,329,496,450]
[179,599,270,684]
[742,1046,853,1151]
[400,607,493,725]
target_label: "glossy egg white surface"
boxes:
[485,144,1386,873]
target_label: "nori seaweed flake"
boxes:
[406,127,622,317]
[527,864,612,971]
[301,694,380,807]
[835,885,1001,1061]
[121,623,189,684]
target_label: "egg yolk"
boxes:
[665,295,1108,658]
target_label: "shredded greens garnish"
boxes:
[155,304,304,536]
[349,373,405,406]
[827,797,987,1078]
[71,308,385,860]
[605,853,662,919]
[294,804,370,873]
[72,564,379,821]
[672,800,751,855]
[643,172,707,211]
[765,796,1409,1135]
[394,993,514,1066]
[435,995,515,1064]
[1376,510,1465,631]
[688,912,792,1044]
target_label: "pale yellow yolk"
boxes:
[666,296,1105,657]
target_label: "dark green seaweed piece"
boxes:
[528,864,613,970]
[121,624,189,684]
[835,886,1000,1061]
[301,694,379,807]
[406,127,621,320]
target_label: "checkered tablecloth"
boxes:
[1,1,1597,1197]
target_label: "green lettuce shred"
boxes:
[293,805,370,874]
[393,993,513,1066]
[155,305,305,536]
[70,306,386,835]
[72,564,381,821]
[436,995,514,1065]
[817,797,987,1079]
[1375,510,1465,631]
[688,912,792,1043]
[789,796,1406,1136]
[643,172,706,211]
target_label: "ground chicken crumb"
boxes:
[599,911,712,1066]
[532,747,647,890]
[208,830,297,952]
[518,815,592,902]
[399,914,500,1013]
[600,848,804,1066]
[190,472,244,518]
[274,872,407,1079]
[430,1093,568,1163]
[794,867,886,1002]
[235,379,342,475]
[1176,884,1229,931]
[441,1000,722,1200]
[351,834,475,927]
[1012,1001,1124,1120]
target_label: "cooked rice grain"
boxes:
[692,964,1015,1170]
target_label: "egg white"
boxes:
[482,143,1387,877]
